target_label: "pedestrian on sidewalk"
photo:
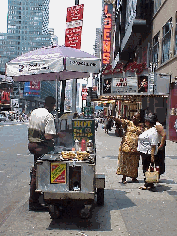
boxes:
[116,112,142,184]
[104,116,109,133]
[137,113,159,190]
[155,117,166,176]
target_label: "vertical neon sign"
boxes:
[102,4,112,66]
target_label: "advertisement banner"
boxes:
[112,77,137,94]
[65,26,82,49]
[65,4,84,49]
[24,81,40,97]
[137,75,148,94]
[66,4,84,22]
[66,57,100,74]
[51,163,66,184]
[102,76,138,95]
[103,78,112,94]
[6,58,64,77]
[82,87,88,100]
[0,90,10,104]
[30,81,40,90]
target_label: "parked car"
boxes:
[0,114,6,122]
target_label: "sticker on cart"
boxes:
[51,163,66,184]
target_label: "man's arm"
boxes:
[44,132,65,140]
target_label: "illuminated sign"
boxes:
[102,4,113,65]
[65,4,84,49]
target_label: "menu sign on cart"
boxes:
[72,119,95,144]
[51,163,66,184]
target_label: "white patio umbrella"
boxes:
[6,45,100,81]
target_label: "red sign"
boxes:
[66,4,84,22]
[65,26,82,49]
[82,88,88,100]
[65,4,84,49]
[30,81,40,90]
[102,4,113,65]
[0,90,10,105]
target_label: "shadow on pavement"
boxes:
[47,188,136,232]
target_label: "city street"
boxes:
[0,122,177,235]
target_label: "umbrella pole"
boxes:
[72,79,77,113]
[60,80,66,117]
[55,75,59,146]
[56,75,59,125]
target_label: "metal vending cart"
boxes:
[36,117,105,219]
[6,45,103,219]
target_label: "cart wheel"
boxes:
[80,205,92,219]
[97,188,104,206]
[49,205,61,219]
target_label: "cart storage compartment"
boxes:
[36,158,95,200]
[69,166,81,191]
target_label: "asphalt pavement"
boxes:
[0,122,177,235]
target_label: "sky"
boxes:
[0,0,102,55]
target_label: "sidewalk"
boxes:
[0,123,177,236]
[94,123,177,236]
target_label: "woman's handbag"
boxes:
[145,164,159,183]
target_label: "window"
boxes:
[152,32,160,64]
[162,18,172,64]
[154,0,161,14]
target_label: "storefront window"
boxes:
[162,18,172,64]
[152,32,159,64]
[154,0,161,14]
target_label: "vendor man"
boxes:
[28,96,64,210]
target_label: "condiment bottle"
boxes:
[87,140,93,153]
[155,166,160,173]
[81,139,86,151]
[75,139,79,151]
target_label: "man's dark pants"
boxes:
[28,143,50,207]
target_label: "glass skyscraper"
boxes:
[0,0,51,73]
[0,0,61,113]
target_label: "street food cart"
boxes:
[6,45,105,218]
[36,117,105,218]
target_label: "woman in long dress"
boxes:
[116,113,142,183]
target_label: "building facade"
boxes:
[151,0,177,141]
[93,28,102,58]
[0,0,51,73]
[97,0,177,140]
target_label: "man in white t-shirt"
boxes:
[28,96,64,210]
